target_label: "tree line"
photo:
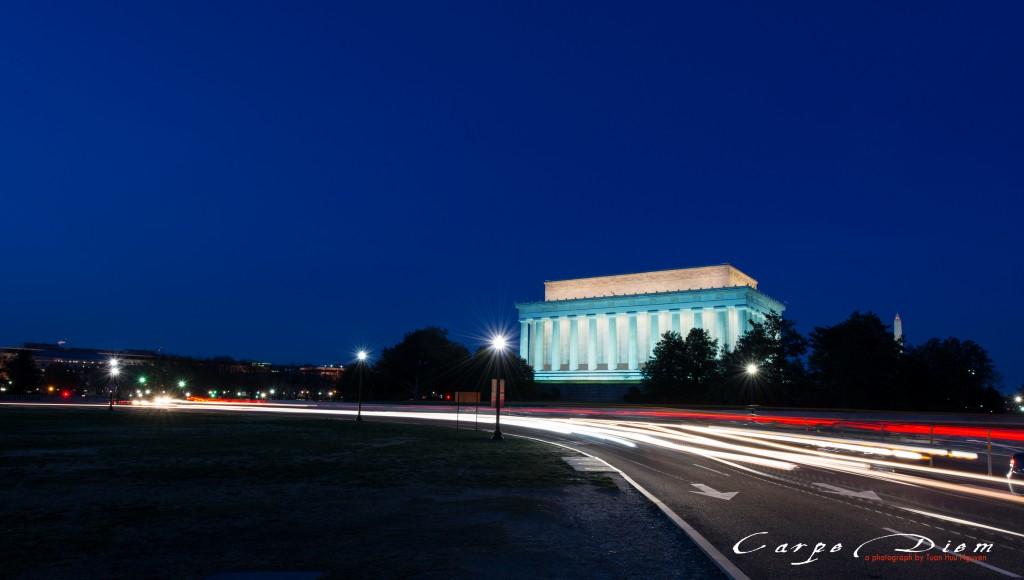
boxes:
[338,327,540,403]
[638,311,1009,413]
[4,315,1011,412]
[0,327,539,404]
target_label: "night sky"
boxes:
[2,2,1021,390]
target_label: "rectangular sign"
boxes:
[454,391,480,403]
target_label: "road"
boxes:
[7,399,1023,579]
[499,420,1024,579]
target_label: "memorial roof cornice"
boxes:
[515,285,785,314]
[543,262,739,284]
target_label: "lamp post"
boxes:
[491,335,507,441]
[108,359,120,409]
[746,363,759,414]
[1016,395,1022,419]
[356,351,367,422]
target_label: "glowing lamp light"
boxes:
[746,364,758,375]
[492,336,507,351]
[358,351,367,361]
[178,380,186,388]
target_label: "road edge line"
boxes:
[510,433,750,580]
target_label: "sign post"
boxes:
[491,379,505,441]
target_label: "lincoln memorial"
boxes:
[516,264,785,401]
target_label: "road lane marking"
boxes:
[690,483,738,500]
[707,456,781,479]
[813,482,882,500]
[693,463,730,476]
[882,527,1021,578]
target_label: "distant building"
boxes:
[516,264,785,401]
[299,365,346,378]
[0,343,155,368]
[894,313,903,343]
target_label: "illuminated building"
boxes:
[516,264,785,400]
[0,343,155,368]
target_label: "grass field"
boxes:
[0,405,714,579]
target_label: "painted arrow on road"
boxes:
[690,483,738,500]
[813,482,881,500]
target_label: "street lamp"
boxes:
[356,351,367,422]
[746,363,759,412]
[491,335,508,441]
[108,359,120,409]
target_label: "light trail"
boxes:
[667,424,1015,488]
[693,425,951,457]
[8,401,1023,507]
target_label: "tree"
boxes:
[4,350,42,394]
[642,331,688,401]
[721,312,808,405]
[338,359,378,402]
[374,327,471,400]
[641,328,720,403]
[808,311,903,409]
[469,347,539,401]
[902,338,1002,413]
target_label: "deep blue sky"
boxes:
[2,2,1021,389]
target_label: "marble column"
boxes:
[692,308,704,329]
[533,319,545,370]
[587,315,597,371]
[671,310,680,334]
[627,313,638,370]
[607,314,618,370]
[737,306,748,337]
[717,308,729,351]
[520,320,530,360]
[551,317,561,371]
[568,316,579,371]
[649,311,659,357]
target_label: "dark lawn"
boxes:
[0,406,720,579]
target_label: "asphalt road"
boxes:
[511,426,1023,580]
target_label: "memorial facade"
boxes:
[515,264,785,400]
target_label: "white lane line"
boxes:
[509,433,750,580]
[693,464,730,476]
[707,455,780,479]
[882,527,1021,578]
[894,508,1024,540]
